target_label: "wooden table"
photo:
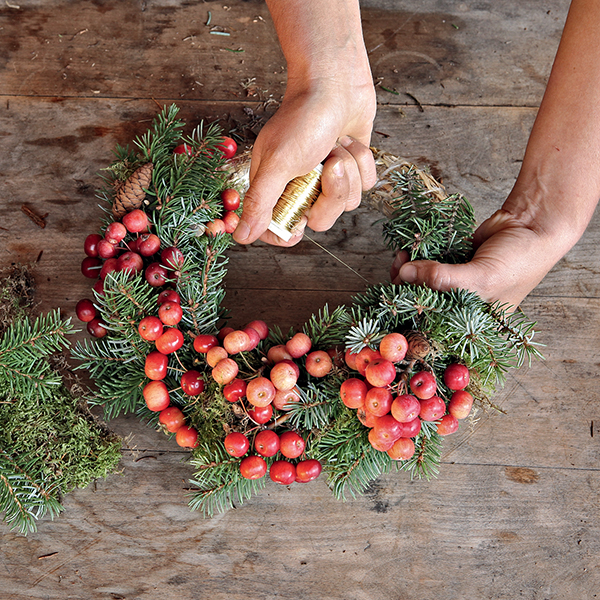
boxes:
[1,1,599,598]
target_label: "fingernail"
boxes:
[332,158,344,178]
[234,219,251,242]
[338,135,353,148]
[399,263,417,283]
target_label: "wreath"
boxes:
[0,105,542,532]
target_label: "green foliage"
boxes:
[0,268,121,534]
[381,164,476,263]
[188,443,267,516]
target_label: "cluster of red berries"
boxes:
[340,333,474,460]
[194,324,327,484]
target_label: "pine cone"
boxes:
[112,162,153,218]
[404,330,431,360]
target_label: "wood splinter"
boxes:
[21,204,48,228]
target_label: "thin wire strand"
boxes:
[304,234,370,284]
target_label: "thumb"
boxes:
[396,258,494,301]
[233,162,291,245]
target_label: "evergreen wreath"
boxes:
[2,104,542,531]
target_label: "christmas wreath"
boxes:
[1,104,542,532]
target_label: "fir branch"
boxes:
[0,449,63,534]
[301,304,349,349]
[188,443,266,516]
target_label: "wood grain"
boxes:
[3,0,600,598]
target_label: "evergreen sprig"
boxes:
[188,443,267,516]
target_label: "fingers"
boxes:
[306,137,376,232]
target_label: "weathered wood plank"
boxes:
[2,452,598,599]
[0,0,570,106]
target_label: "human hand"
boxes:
[390,206,576,310]
[233,81,377,246]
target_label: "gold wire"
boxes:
[270,166,323,237]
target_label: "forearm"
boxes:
[265,0,373,90]
[505,0,600,251]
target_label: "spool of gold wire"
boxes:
[267,164,323,241]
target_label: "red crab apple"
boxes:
[99,258,118,280]
[364,387,393,417]
[267,344,293,363]
[224,432,250,457]
[391,394,421,423]
[173,143,192,155]
[145,262,169,287]
[269,361,299,391]
[254,429,280,457]
[222,211,239,234]
[117,251,144,276]
[295,459,322,483]
[387,437,415,461]
[157,289,180,306]
[143,380,170,412]
[221,188,241,211]
[398,416,422,438]
[368,428,394,452]
[122,209,149,233]
[93,279,105,296]
[240,455,267,480]
[75,298,96,322]
[138,315,164,341]
[344,349,359,370]
[272,388,300,411]
[145,351,168,380]
[448,390,474,420]
[247,404,273,425]
[138,233,161,257]
[193,333,219,353]
[84,233,103,257]
[175,425,198,448]
[437,414,459,436]
[87,318,107,338]
[205,219,226,237]
[81,256,102,278]
[212,357,238,385]
[378,332,408,363]
[223,378,247,403]
[355,347,382,376]
[246,376,276,407]
[242,326,260,351]
[285,332,312,359]
[245,320,269,340]
[419,395,446,422]
[279,431,306,459]
[158,301,183,326]
[305,350,333,378]
[270,460,296,485]
[97,238,119,259]
[180,370,205,396]
[155,328,184,354]
[159,406,186,433]
[104,221,127,245]
[357,407,379,428]
[217,136,237,159]
[443,363,470,391]
[222,330,251,354]
[372,415,403,444]
[364,358,396,388]
[160,246,184,270]
[339,377,368,409]
[218,326,234,341]
[206,346,228,367]
[409,371,437,399]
